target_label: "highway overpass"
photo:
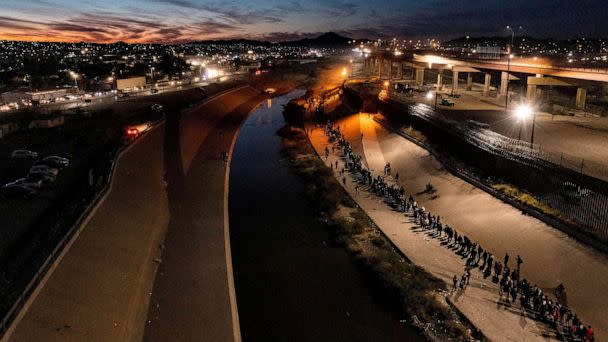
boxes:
[364,51,608,110]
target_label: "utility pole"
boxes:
[530,110,537,145]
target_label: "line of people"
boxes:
[322,122,594,342]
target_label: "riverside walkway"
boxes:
[307,112,608,341]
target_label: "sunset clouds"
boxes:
[1,0,607,43]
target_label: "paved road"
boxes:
[3,85,265,342]
[4,123,170,341]
[143,86,264,342]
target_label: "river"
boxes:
[229,90,423,341]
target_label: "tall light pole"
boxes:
[504,25,521,112]
[530,110,537,145]
[426,91,438,109]
[515,104,533,142]
[70,71,79,90]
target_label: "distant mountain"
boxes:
[281,32,353,48]
[188,38,271,46]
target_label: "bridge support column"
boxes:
[452,71,459,92]
[466,73,473,91]
[436,71,443,91]
[389,62,394,79]
[396,63,403,79]
[483,73,491,96]
[576,87,587,110]
[415,68,424,86]
[377,58,382,77]
[500,72,508,97]
[526,85,537,102]
[498,71,510,104]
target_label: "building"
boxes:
[474,46,503,60]
[1,89,67,104]
[116,77,147,91]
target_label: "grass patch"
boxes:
[492,183,571,222]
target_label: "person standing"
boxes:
[504,253,510,268]
[586,326,594,342]
[516,254,523,276]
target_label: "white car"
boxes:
[5,178,44,189]
[29,165,59,176]
[27,172,56,184]
[11,150,38,159]
[38,156,70,169]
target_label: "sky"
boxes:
[0,0,607,43]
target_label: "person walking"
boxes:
[504,253,510,268]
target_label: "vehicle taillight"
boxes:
[125,128,140,137]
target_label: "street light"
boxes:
[69,71,79,89]
[426,91,438,109]
[514,104,536,142]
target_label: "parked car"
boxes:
[5,178,44,189]
[27,172,56,184]
[151,104,163,112]
[440,99,455,107]
[36,156,70,169]
[11,149,38,159]
[0,184,37,199]
[448,93,462,98]
[151,88,159,94]
[29,165,59,176]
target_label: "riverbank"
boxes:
[278,118,480,341]
[229,90,422,341]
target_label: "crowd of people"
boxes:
[321,121,595,342]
